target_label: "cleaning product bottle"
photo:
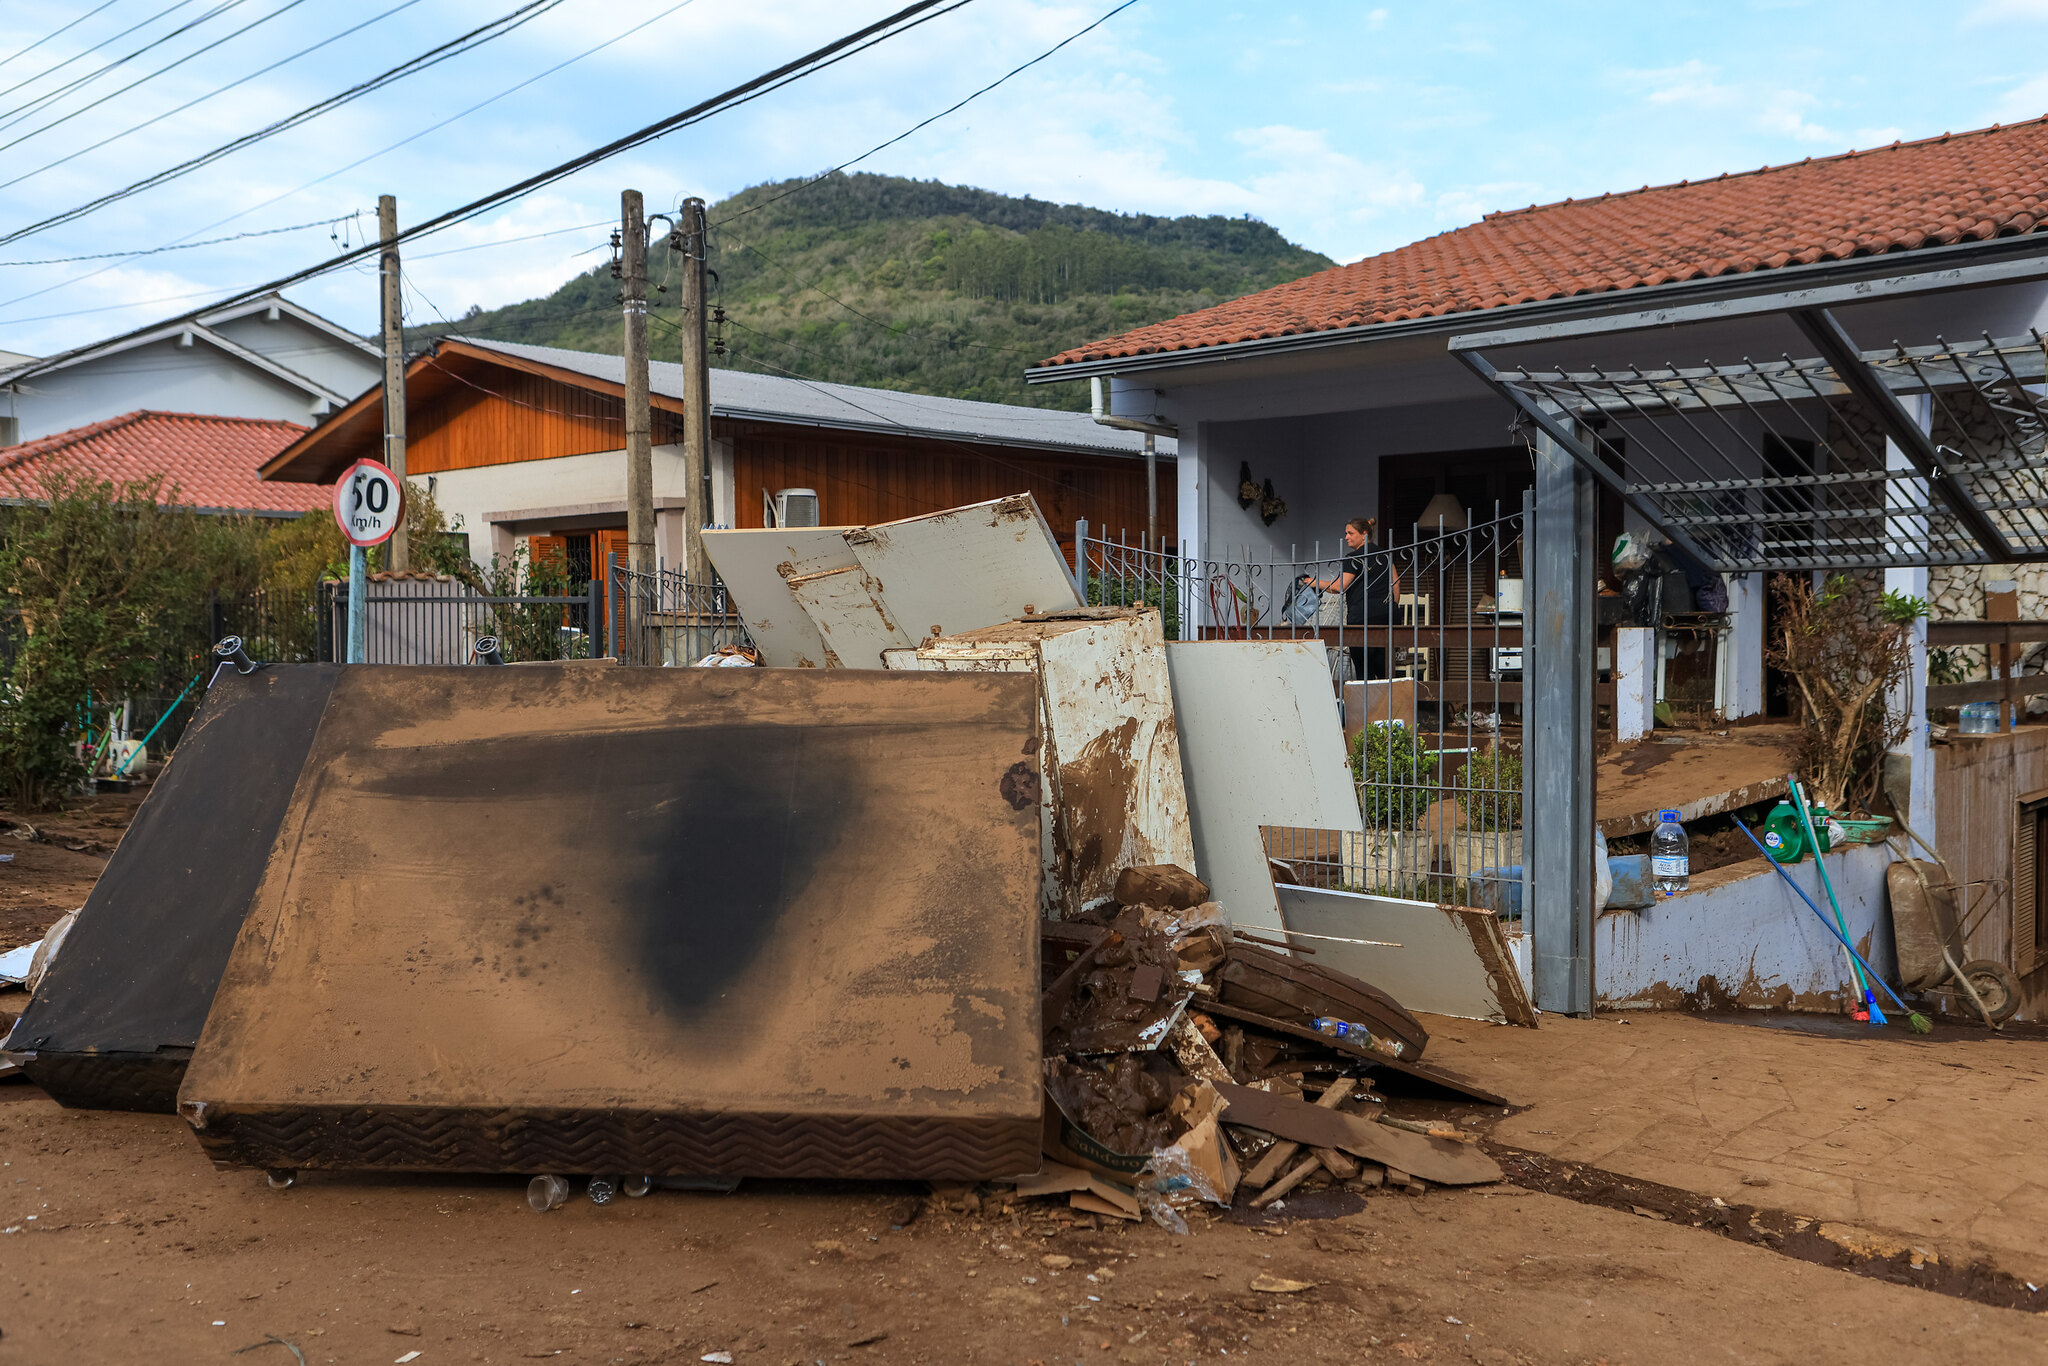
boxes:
[1652,810,1689,895]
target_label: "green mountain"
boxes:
[415,173,1335,411]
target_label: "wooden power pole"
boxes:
[378,194,409,572]
[620,189,655,576]
[677,196,711,584]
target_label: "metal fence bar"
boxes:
[1081,509,1528,915]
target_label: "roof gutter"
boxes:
[1023,230,2048,385]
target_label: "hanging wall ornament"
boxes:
[1238,461,1259,510]
[1260,477,1287,527]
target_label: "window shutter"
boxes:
[598,529,631,578]
[2018,806,2040,979]
[527,534,567,571]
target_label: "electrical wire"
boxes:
[0,212,356,266]
[0,0,431,190]
[407,220,612,260]
[0,0,705,311]
[0,0,316,155]
[0,0,976,327]
[0,0,248,133]
[0,0,201,104]
[0,0,129,75]
[3,0,564,232]
[712,0,1136,229]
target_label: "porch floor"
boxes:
[1596,721,1800,837]
[1431,1008,2048,1284]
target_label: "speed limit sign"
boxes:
[334,458,404,547]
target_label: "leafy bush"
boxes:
[0,469,214,808]
[1349,722,1437,828]
[1455,746,1522,830]
[1086,570,1180,639]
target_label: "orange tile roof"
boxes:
[0,411,328,513]
[1041,116,2048,368]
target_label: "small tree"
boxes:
[1765,573,1924,814]
[0,469,209,808]
[1454,745,1522,831]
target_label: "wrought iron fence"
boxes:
[607,561,753,666]
[327,579,603,664]
[1083,508,1529,915]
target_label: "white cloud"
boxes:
[1607,60,1839,145]
[1962,0,2048,27]
[1366,8,1389,29]
[1988,70,2048,123]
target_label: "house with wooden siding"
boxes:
[262,336,1174,595]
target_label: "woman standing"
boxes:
[1309,517,1397,680]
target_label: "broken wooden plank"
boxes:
[1250,1152,1325,1208]
[1213,1082,1501,1186]
[1198,1000,1510,1107]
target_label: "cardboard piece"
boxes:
[1013,1159,1142,1221]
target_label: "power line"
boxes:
[0,0,978,328]
[711,0,1136,230]
[0,0,202,104]
[1,0,431,190]
[0,0,705,312]
[409,220,612,260]
[2,0,562,228]
[0,212,357,266]
[0,0,249,133]
[0,0,319,156]
[0,0,128,75]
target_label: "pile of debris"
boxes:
[1009,864,1502,1232]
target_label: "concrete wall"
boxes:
[424,444,697,570]
[1597,843,1896,1012]
[1935,728,2048,1021]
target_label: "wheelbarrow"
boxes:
[1885,819,2022,1027]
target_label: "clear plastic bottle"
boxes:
[1652,809,1689,896]
[527,1174,569,1212]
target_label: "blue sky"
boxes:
[4,0,2047,356]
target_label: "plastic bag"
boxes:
[1279,575,1324,628]
[1611,531,1652,572]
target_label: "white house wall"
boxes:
[206,313,380,402]
[9,338,335,443]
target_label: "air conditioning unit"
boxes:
[765,487,820,528]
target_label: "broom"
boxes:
[1735,818,1933,1034]
[1789,777,1882,1024]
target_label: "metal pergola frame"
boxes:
[1448,243,2048,1015]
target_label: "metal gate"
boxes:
[1083,507,1528,914]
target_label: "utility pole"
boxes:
[378,195,409,573]
[621,189,654,577]
[1144,431,1157,552]
[676,196,711,584]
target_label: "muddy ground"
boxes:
[3,786,2045,1363]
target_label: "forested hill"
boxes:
[413,173,1335,410]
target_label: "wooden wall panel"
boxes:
[408,372,683,475]
[728,425,1176,548]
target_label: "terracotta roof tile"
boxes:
[1042,116,2048,368]
[0,411,327,513]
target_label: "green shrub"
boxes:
[1350,722,1437,828]
[1455,746,1522,830]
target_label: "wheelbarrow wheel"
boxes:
[1958,960,2023,1025]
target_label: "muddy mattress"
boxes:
[176,664,1045,1179]
[9,665,342,1111]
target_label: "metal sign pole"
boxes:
[334,456,401,667]
[348,543,367,664]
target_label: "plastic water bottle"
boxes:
[1310,1017,1405,1059]
[1652,809,1689,896]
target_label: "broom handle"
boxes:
[1735,819,1915,1014]
[1791,776,1870,1001]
